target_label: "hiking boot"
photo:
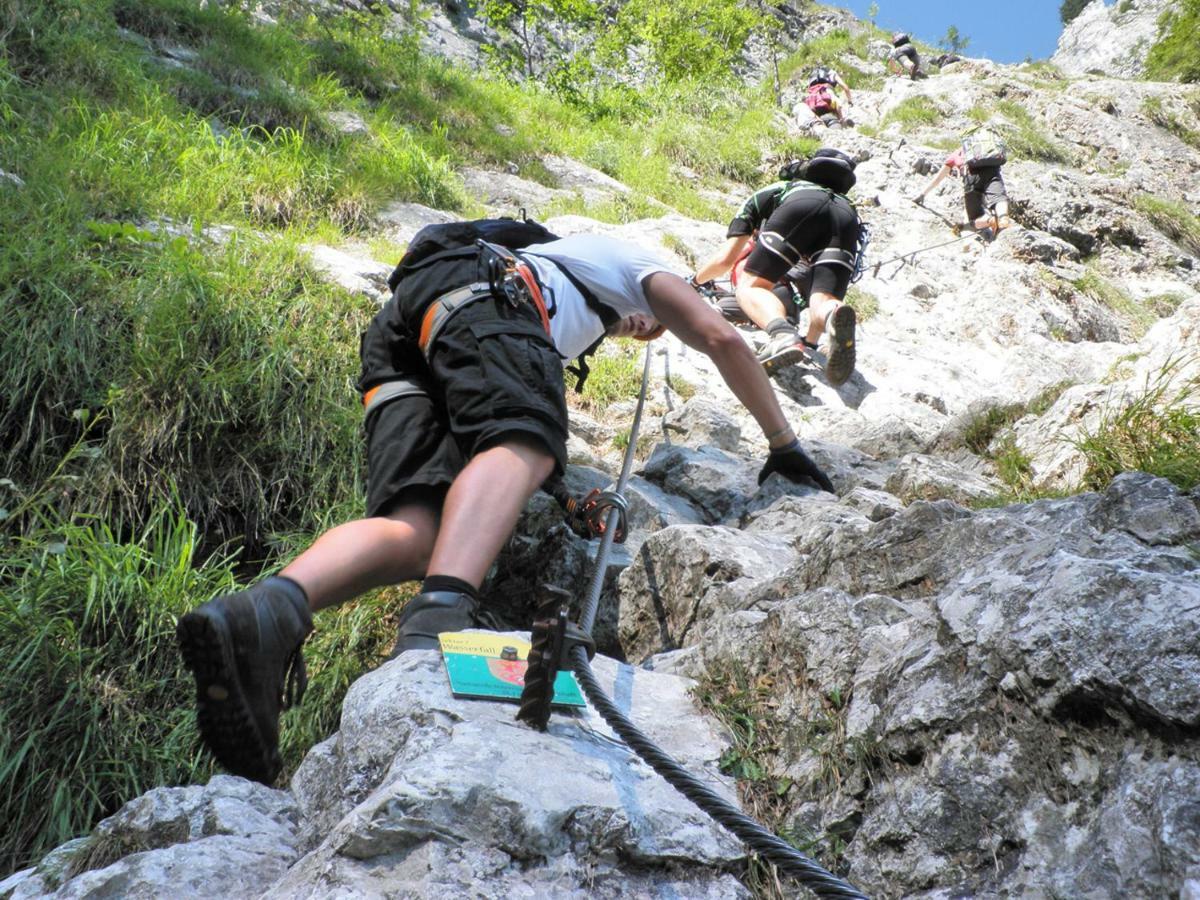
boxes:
[825,304,857,387]
[388,590,479,657]
[176,577,313,785]
[756,331,810,375]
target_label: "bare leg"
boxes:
[805,290,843,345]
[735,276,792,331]
[282,501,440,611]
[426,437,556,588]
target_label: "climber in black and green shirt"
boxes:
[693,150,863,386]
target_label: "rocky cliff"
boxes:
[5,5,1200,900]
[1053,0,1176,78]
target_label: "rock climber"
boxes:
[801,65,853,129]
[913,126,1011,240]
[888,32,923,79]
[692,149,863,385]
[176,226,836,785]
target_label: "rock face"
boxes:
[623,473,1200,899]
[1053,0,1176,78]
[8,648,747,899]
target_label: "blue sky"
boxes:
[826,0,1072,64]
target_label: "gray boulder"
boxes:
[279,646,747,898]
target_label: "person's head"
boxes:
[778,159,807,181]
[892,32,910,47]
[608,312,665,341]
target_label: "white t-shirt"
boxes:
[520,234,676,361]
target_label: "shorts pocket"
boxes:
[466,321,566,427]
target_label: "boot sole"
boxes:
[825,306,857,386]
[760,344,809,376]
[177,610,280,784]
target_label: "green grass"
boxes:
[1141,96,1200,149]
[879,95,942,130]
[1020,60,1067,83]
[1072,268,1157,337]
[993,100,1074,165]
[0,465,412,873]
[1143,0,1200,83]
[570,342,647,414]
[0,494,221,873]
[844,285,879,321]
[1075,360,1200,491]
[778,27,885,92]
[1134,194,1200,256]
[960,383,1074,456]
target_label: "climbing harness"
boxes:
[517,348,870,899]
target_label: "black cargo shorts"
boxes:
[359,293,568,517]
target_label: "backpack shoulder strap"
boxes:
[531,255,620,328]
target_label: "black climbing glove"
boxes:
[758,439,835,493]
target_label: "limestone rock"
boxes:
[883,452,1001,505]
[617,525,797,663]
[639,443,759,523]
[1052,0,1175,78]
[10,777,299,899]
[281,646,747,898]
[662,397,743,452]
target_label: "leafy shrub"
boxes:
[1060,0,1090,26]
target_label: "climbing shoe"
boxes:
[388,590,479,657]
[176,576,313,785]
[756,330,810,376]
[825,304,857,387]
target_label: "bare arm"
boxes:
[916,162,953,199]
[694,235,751,283]
[643,272,793,448]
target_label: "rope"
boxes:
[569,344,871,899]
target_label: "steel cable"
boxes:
[570,343,871,899]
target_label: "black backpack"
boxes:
[386,216,619,390]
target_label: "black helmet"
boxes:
[802,148,857,194]
[892,32,910,47]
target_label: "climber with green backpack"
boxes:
[693,150,864,386]
[176,219,835,785]
[914,125,1012,240]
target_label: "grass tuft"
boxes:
[993,100,1074,165]
[879,95,942,130]
[1075,359,1200,491]
[1072,268,1156,337]
[1134,193,1200,256]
